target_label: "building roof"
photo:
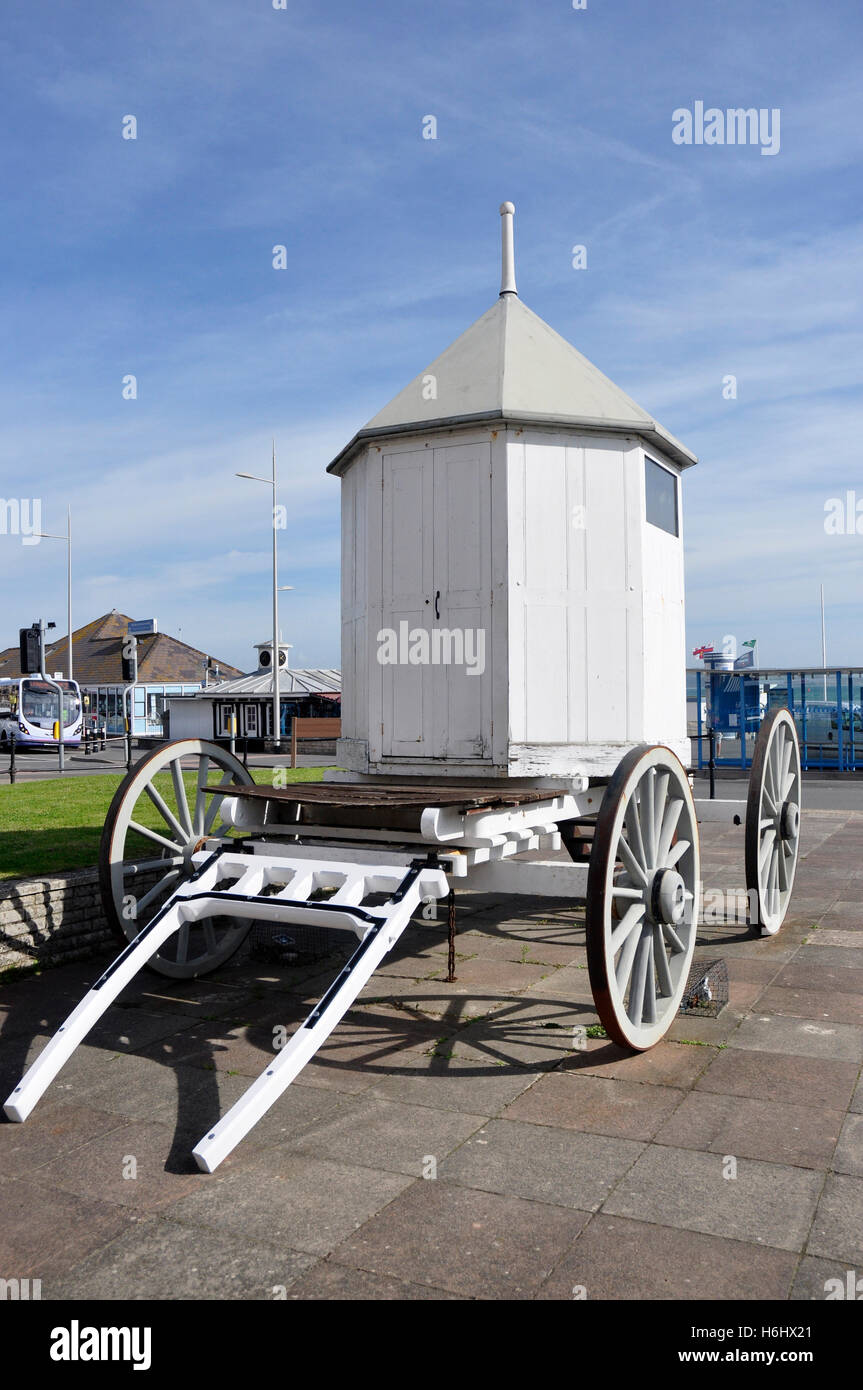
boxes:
[192,668,341,698]
[328,271,697,475]
[0,610,244,685]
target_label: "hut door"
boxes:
[380,442,492,761]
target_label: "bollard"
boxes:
[100,725,106,752]
[229,714,236,758]
[242,735,248,769]
[83,728,89,756]
[446,889,457,983]
[9,732,16,784]
[125,730,133,772]
[290,719,297,769]
[708,726,716,800]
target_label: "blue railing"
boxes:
[688,667,863,773]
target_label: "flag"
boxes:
[742,638,757,648]
[692,644,714,658]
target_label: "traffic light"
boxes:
[19,625,40,674]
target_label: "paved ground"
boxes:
[1,809,861,1301]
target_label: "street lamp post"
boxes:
[236,447,293,750]
[34,506,73,680]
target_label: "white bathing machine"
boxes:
[332,205,694,781]
[4,206,802,1173]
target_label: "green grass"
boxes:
[0,764,329,881]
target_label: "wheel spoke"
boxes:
[653,925,673,996]
[193,756,211,836]
[135,869,182,917]
[610,902,646,954]
[768,845,779,917]
[171,760,193,837]
[665,838,690,868]
[759,826,776,876]
[204,772,237,835]
[641,771,656,867]
[777,837,789,891]
[627,931,651,1025]
[778,735,793,804]
[618,835,648,887]
[615,921,642,994]
[611,885,645,901]
[653,772,670,856]
[128,820,187,854]
[657,796,684,865]
[624,804,647,873]
[144,782,189,845]
[203,919,218,954]
[761,784,778,817]
[661,920,686,954]
[642,935,657,1025]
[123,856,184,875]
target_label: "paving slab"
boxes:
[0,1176,138,1279]
[831,1113,863,1177]
[48,1215,317,1300]
[366,1054,542,1115]
[503,1072,685,1141]
[807,1174,863,1265]
[790,1254,863,1301]
[439,1117,644,1211]
[331,1178,589,1299]
[695,1048,860,1111]
[287,1094,488,1176]
[167,1150,413,1257]
[288,1261,461,1299]
[563,1039,718,1089]
[726,1013,863,1063]
[653,1090,843,1169]
[602,1145,823,1251]
[536,1213,798,1301]
[754,984,863,1027]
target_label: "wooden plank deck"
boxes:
[209,781,554,812]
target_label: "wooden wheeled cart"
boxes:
[4,709,800,1171]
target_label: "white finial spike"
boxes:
[499,201,517,297]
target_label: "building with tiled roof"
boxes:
[0,611,243,737]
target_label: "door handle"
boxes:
[434,590,440,620]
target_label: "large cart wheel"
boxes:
[99,738,254,979]
[586,745,701,1051]
[745,708,801,936]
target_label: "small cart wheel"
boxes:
[586,745,701,1051]
[99,738,254,979]
[745,708,801,936]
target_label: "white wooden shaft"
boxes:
[3,906,188,1123]
[192,868,448,1172]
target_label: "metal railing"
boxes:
[689,667,863,772]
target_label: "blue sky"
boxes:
[1,0,861,672]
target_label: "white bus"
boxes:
[0,677,83,749]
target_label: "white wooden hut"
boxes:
[328,204,697,780]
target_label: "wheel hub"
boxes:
[779,800,799,841]
[649,867,686,925]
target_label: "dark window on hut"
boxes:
[645,456,679,536]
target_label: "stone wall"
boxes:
[0,867,114,973]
